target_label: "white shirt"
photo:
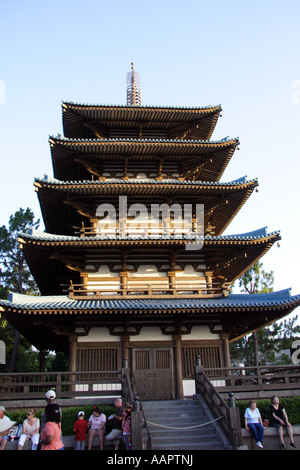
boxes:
[244,407,261,424]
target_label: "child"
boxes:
[73,411,88,450]
[122,403,133,449]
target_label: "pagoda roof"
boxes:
[18,227,280,295]
[3,288,297,312]
[34,176,258,236]
[1,289,299,349]
[62,102,222,141]
[49,136,239,182]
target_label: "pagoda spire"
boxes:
[126,62,141,106]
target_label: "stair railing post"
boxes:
[131,395,143,450]
[227,392,243,449]
[195,355,203,394]
[122,356,134,404]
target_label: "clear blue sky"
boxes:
[1,0,300,312]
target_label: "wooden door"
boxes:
[132,347,174,400]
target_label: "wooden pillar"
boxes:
[69,335,78,392]
[173,334,184,399]
[205,271,213,294]
[69,336,78,372]
[121,335,130,367]
[39,350,46,372]
[221,333,231,368]
[120,272,128,295]
[168,271,176,295]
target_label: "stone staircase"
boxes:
[142,398,232,450]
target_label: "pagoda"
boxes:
[1,64,299,399]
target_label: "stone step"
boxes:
[145,412,208,427]
[142,398,228,451]
[142,399,200,409]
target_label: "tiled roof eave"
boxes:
[17,227,281,246]
[1,289,299,313]
[62,101,222,111]
[34,176,258,190]
[49,136,239,147]
[33,177,259,203]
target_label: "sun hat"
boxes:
[78,411,84,416]
[0,417,16,434]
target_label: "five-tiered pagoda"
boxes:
[1,64,299,399]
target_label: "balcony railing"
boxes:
[65,280,227,299]
[1,365,299,403]
[74,221,203,238]
[203,364,300,396]
[0,371,122,401]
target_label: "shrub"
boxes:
[60,404,115,435]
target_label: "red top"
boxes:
[73,419,88,441]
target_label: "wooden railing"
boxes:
[65,280,227,299]
[74,222,202,238]
[203,364,300,395]
[0,371,122,401]
[1,365,299,402]
[195,359,242,449]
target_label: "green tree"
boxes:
[238,261,274,366]
[230,262,300,366]
[238,261,274,295]
[0,208,40,371]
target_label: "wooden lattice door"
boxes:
[132,347,174,400]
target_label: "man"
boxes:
[0,406,15,450]
[105,398,124,450]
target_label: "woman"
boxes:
[270,396,296,449]
[244,399,265,448]
[18,409,40,450]
[87,406,106,450]
[40,403,64,450]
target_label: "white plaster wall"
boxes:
[130,265,166,277]
[182,326,220,341]
[130,327,173,342]
[76,327,119,342]
[76,325,220,343]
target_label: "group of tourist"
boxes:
[73,398,132,450]
[0,390,132,451]
[244,396,297,449]
[1,391,297,450]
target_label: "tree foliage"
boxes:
[0,208,40,371]
[0,208,69,372]
[238,261,274,294]
[0,207,40,296]
[230,261,300,366]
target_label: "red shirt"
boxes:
[73,419,88,441]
